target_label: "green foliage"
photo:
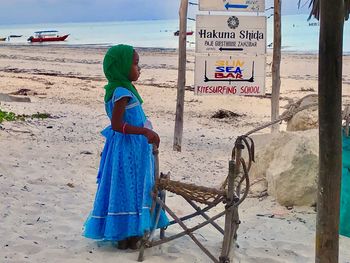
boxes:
[0,108,52,123]
[0,109,17,123]
[30,112,52,119]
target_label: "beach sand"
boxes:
[0,45,350,263]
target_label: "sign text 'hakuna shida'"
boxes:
[195,55,266,95]
[196,15,266,54]
[199,0,265,12]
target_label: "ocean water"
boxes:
[0,14,349,53]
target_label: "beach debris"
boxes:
[67,182,75,188]
[9,88,47,96]
[256,213,275,218]
[80,151,93,155]
[21,185,30,192]
[9,88,33,95]
[300,87,316,92]
[211,109,244,119]
[0,93,31,103]
[46,126,53,129]
[296,217,307,224]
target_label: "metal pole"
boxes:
[316,0,344,262]
[173,0,188,152]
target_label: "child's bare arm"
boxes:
[111,97,160,147]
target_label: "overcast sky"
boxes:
[0,0,310,25]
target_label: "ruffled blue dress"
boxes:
[83,87,168,241]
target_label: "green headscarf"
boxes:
[103,44,143,103]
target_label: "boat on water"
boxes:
[174,30,194,36]
[27,30,69,43]
[9,35,22,38]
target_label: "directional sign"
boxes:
[195,55,265,96]
[199,0,265,12]
[196,15,266,54]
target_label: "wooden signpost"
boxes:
[196,15,266,54]
[199,0,265,12]
[195,55,266,95]
[194,11,266,98]
[174,0,266,151]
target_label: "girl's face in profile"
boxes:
[129,51,140,81]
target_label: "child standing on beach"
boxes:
[83,44,168,249]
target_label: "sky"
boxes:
[0,0,310,25]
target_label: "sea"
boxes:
[0,14,350,53]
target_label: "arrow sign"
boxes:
[219,47,244,52]
[225,3,249,9]
[199,0,265,12]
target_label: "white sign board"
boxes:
[196,15,266,54]
[199,0,265,12]
[195,55,265,96]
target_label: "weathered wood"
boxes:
[271,0,281,133]
[137,233,147,262]
[160,191,166,239]
[315,0,344,262]
[138,146,160,262]
[185,198,225,235]
[220,158,238,262]
[149,209,226,248]
[173,0,188,152]
[155,197,220,263]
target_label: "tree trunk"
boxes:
[315,0,344,262]
[271,0,281,133]
[173,0,188,152]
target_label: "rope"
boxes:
[156,178,226,206]
[244,102,318,136]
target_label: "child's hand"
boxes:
[144,129,160,148]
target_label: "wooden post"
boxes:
[220,139,242,263]
[271,0,281,133]
[315,0,344,262]
[173,0,188,152]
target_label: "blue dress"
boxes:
[83,87,168,241]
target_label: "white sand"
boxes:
[0,45,349,262]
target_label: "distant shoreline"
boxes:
[2,43,350,56]
[0,42,179,53]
